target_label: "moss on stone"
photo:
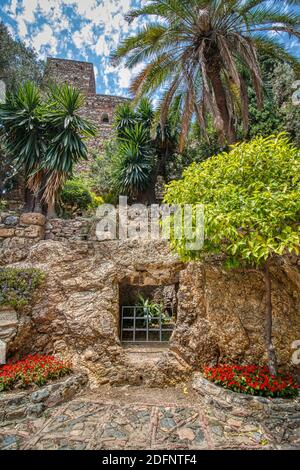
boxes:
[0,268,44,310]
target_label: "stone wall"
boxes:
[193,373,300,446]
[0,372,88,423]
[44,58,96,95]
[0,212,45,241]
[0,212,300,387]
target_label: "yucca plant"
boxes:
[39,84,96,216]
[113,123,156,201]
[114,102,137,138]
[0,82,45,210]
[0,82,96,216]
[113,0,300,148]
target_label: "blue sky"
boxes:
[0,0,300,98]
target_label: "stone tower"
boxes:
[44,57,129,170]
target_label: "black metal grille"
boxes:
[121,306,175,343]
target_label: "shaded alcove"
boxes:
[119,283,179,344]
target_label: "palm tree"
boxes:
[113,122,156,203]
[0,82,96,216]
[113,0,300,149]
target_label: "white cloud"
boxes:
[73,23,96,49]
[31,24,58,55]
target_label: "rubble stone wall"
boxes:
[193,373,300,444]
[0,212,300,387]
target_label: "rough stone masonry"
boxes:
[0,212,300,388]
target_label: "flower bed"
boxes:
[203,365,299,399]
[0,355,72,392]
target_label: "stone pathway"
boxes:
[0,386,295,450]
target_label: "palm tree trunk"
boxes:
[33,192,43,213]
[205,59,236,144]
[47,201,57,219]
[24,188,35,213]
[263,259,278,376]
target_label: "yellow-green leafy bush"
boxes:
[164,133,300,266]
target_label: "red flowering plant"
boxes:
[0,355,72,392]
[203,365,299,399]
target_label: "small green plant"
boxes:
[137,295,171,326]
[0,268,44,310]
[0,199,7,211]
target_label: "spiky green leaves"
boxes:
[0,82,96,205]
[113,0,300,147]
[113,123,156,197]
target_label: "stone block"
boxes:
[3,216,19,226]
[31,388,50,403]
[0,340,6,365]
[0,227,15,238]
[20,212,46,227]
[24,225,45,239]
[14,228,25,237]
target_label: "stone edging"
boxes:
[192,373,300,444]
[0,372,88,423]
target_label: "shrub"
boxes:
[0,268,44,310]
[0,199,7,211]
[60,180,93,212]
[59,179,103,217]
[164,134,300,375]
[203,365,299,399]
[90,191,103,209]
[0,355,72,392]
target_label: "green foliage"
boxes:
[137,295,170,325]
[0,82,44,176]
[0,82,96,210]
[245,55,300,143]
[113,123,156,198]
[96,100,157,201]
[85,145,120,204]
[0,268,45,310]
[164,134,300,266]
[42,84,96,174]
[88,97,180,201]
[113,0,300,146]
[59,179,103,217]
[0,199,7,211]
[0,22,44,92]
[60,179,92,211]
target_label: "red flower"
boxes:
[0,355,72,392]
[203,364,299,399]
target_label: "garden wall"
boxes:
[0,211,300,387]
[0,372,88,423]
[193,373,300,445]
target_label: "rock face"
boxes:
[0,236,299,387]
